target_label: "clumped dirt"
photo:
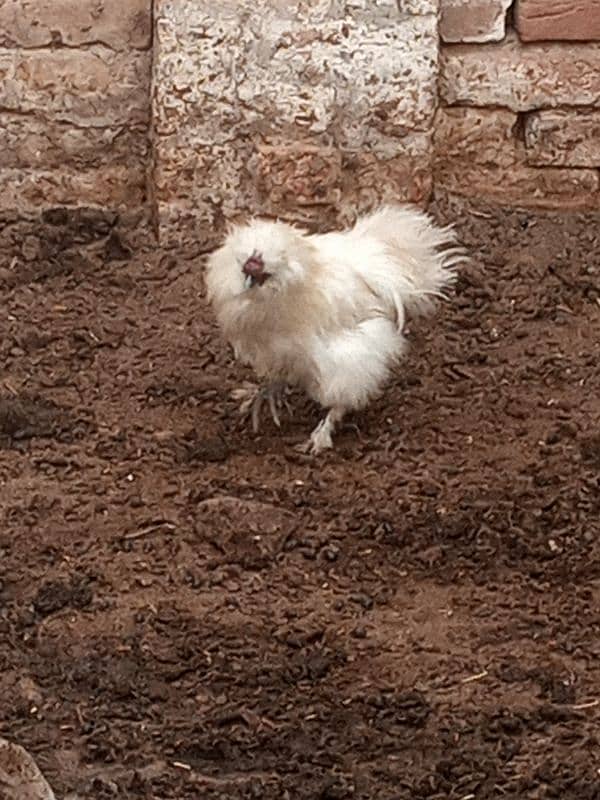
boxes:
[0,197,599,799]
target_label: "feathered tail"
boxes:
[353,204,466,319]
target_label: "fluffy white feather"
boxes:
[205,204,464,453]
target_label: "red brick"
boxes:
[516,0,600,41]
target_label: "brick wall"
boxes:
[152,0,600,251]
[2,1,598,259]
[435,0,600,209]
[0,0,152,262]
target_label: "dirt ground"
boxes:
[0,197,599,800]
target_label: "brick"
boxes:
[154,6,437,139]
[0,166,146,212]
[524,110,600,167]
[0,48,151,127]
[434,107,600,209]
[434,106,518,167]
[340,151,432,217]
[255,142,343,210]
[154,134,433,250]
[255,142,431,223]
[153,0,438,247]
[440,0,512,42]
[0,117,148,171]
[440,33,600,110]
[516,0,600,41]
[0,0,151,50]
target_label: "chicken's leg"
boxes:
[297,406,345,454]
[231,381,291,433]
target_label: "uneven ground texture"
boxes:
[0,199,599,799]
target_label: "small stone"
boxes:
[0,738,56,800]
[20,236,40,262]
[349,592,374,610]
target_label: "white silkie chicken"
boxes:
[205,204,464,454]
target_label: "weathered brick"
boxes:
[524,110,600,167]
[0,117,148,171]
[440,33,600,110]
[435,106,518,167]
[153,0,438,248]
[0,48,151,127]
[0,0,151,50]
[0,165,146,212]
[440,0,512,42]
[434,107,600,208]
[341,151,432,216]
[254,142,343,210]
[154,132,433,249]
[516,0,600,42]
[254,142,431,225]
[154,6,437,139]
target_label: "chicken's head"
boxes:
[230,219,312,294]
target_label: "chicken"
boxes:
[205,204,464,454]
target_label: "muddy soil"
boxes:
[0,197,599,799]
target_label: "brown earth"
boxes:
[0,197,599,799]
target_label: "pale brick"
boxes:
[440,0,512,42]
[440,33,600,110]
[434,107,600,209]
[524,110,600,167]
[154,5,437,139]
[153,0,438,247]
[0,48,151,127]
[0,0,151,50]
[516,0,600,41]
[0,117,148,171]
[0,166,146,212]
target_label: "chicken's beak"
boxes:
[242,254,270,287]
